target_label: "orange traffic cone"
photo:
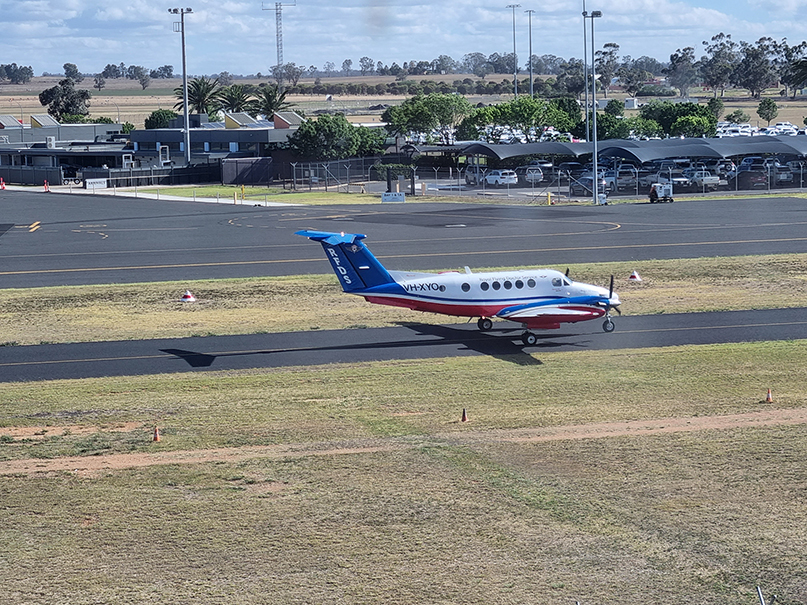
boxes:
[153,426,161,442]
[0,178,5,190]
[180,290,196,302]
[765,389,773,403]
[461,408,468,422]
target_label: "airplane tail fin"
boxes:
[295,230,395,292]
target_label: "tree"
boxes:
[138,71,151,90]
[670,115,715,137]
[218,85,256,114]
[757,98,778,125]
[38,79,91,121]
[354,125,386,156]
[734,38,776,99]
[604,99,623,117]
[217,71,234,86]
[553,59,586,97]
[63,63,83,83]
[287,113,360,160]
[341,59,353,76]
[359,56,375,76]
[252,83,292,117]
[639,100,716,136]
[616,64,651,97]
[102,63,122,79]
[144,109,178,129]
[0,63,33,84]
[664,47,699,97]
[462,52,490,78]
[423,93,472,144]
[773,38,807,98]
[150,65,174,79]
[174,76,222,116]
[323,61,335,76]
[93,74,106,92]
[706,97,724,119]
[725,109,750,124]
[594,42,620,98]
[700,33,738,97]
[282,63,304,87]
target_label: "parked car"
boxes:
[604,166,638,192]
[727,170,767,189]
[556,162,585,182]
[484,170,518,187]
[570,175,607,196]
[515,165,544,185]
[683,169,720,191]
[465,166,485,185]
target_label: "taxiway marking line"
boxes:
[1,319,805,371]
[2,235,807,276]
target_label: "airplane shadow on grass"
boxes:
[159,323,593,369]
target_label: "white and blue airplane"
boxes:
[296,230,621,346]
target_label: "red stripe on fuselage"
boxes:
[363,295,605,329]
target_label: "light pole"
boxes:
[170,7,193,165]
[582,0,588,142]
[9,99,23,125]
[506,4,521,97]
[584,10,602,205]
[106,99,121,124]
[525,9,535,97]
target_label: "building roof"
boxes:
[0,115,23,128]
[31,114,61,128]
[461,136,807,163]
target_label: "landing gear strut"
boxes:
[477,317,493,332]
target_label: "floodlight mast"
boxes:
[262,1,296,91]
[506,4,521,97]
[170,7,193,165]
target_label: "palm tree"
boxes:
[174,76,222,115]
[252,84,292,118]
[218,84,257,115]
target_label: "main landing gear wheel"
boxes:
[477,317,493,332]
[521,331,538,346]
[602,318,615,333]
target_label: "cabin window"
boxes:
[563,277,571,286]
[552,277,563,287]
[439,285,446,292]
[480,282,489,291]
[461,283,471,292]
[527,278,536,288]
[492,281,501,290]
[503,281,512,290]
[515,280,524,289]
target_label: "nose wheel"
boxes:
[521,331,538,346]
[602,316,615,333]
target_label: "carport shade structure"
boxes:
[460,135,807,164]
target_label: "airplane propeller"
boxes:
[607,275,621,314]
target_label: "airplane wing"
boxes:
[495,296,607,327]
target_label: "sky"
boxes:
[2,0,807,77]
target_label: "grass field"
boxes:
[2,211,807,602]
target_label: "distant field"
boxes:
[3,75,807,128]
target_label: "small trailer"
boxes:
[649,182,673,203]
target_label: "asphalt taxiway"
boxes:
[1,307,805,382]
[2,189,807,288]
[2,189,806,382]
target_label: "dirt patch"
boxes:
[2,408,805,477]
[0,422,142,441]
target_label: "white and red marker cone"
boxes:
[181,290,196,302]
